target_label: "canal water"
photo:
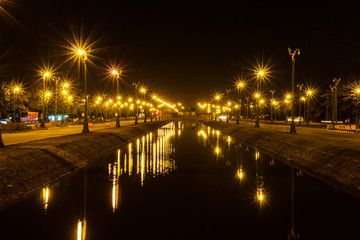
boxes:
[1,121,360,240]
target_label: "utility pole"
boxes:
[288,47,300,133]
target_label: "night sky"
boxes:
[1,1,360,108]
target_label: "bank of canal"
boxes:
[0,120,360,239]
[200,119,360,199]
[0,120,171,209]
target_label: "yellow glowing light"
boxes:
[356,88,360,93]
[258,71,264,76]
[215,147,220,154]
[286,94,291,99]
[258,192,264,201]
[307,90,312,95]
[14,87,19,92]
[237,169,244,180]
[43,72,50,78]
[68,96,72,100]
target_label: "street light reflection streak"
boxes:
[41,187,49,212]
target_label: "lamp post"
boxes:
[288,47,300,133]
[306,90,313,125]
[41,72,50,128]
[330,78,341,129]
[132,82,141,124]
[77,49,89,133]
[255,71,264,128]
[214,94,221,121]
[355,87,360,129]
[270,90,275,123]
[236,81,245,124]
[13,86,19,123]
[111,69,122,127]
[140,87,147,123]
[54,77,60,126]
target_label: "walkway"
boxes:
[2,119,141,146]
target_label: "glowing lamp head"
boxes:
[307,90,312,95]
[356,88,360,93]
[14,87,19,92]
[258,71,264,76]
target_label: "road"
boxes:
[2,119,139,146]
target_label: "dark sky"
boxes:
[1,1,360,107]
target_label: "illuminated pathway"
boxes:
[2,120,137,146]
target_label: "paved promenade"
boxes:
[1,119,140,146]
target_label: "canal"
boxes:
[1,120,360,239]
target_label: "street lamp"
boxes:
[110,68,122,127]
[13,86,19,123]
[139,87,147,123]
[214,94,221,121]
[354,87,360,129]
[306,90,313,125]
[236,80,245,124]
[288,47,300,133]
[76,48,89,133]
[41,71,51,128]
[255,70,264,128]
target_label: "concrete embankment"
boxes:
[200,120,360,199]
[0,120,171,210]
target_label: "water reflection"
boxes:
[76,219,86,240]
[198,124,269,208]
[289,167,300,240]
[235,144,244,182]
[41,186,49,213]
[107,122,179,211]
[255,148,265,205]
